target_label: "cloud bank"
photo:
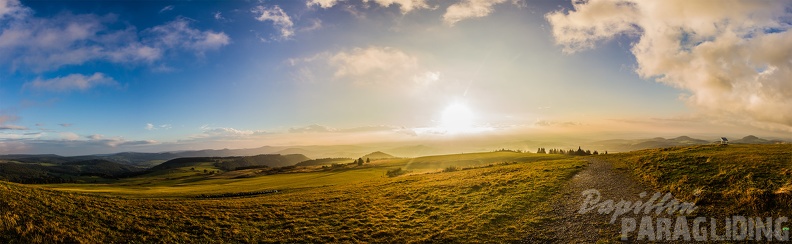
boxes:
[547,0,792,129]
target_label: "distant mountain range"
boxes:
[589,135,785,152]
[0,135,786,170]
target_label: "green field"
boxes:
[0,151,585,243]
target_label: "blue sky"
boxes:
[1,0,791,155]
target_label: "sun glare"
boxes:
[440,103,474,134]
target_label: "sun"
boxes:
[440,103,474,134]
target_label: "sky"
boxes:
[1,0,791,155]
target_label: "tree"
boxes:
[366,158,371,163]
[357,158,364,166]
[593,150,599,155]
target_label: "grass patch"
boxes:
[602,144,792,216]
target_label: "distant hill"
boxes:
[362,151,396,160]
[587,135,788,152]
[295,158,353,167]
[148,154,309,172]
[0,159,143,184]
[217,154,309,170]
[590,136,711,152]
[730,135,782,144]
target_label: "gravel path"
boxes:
[522,158,651,243]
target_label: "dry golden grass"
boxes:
[0,156,585,243]
[602,144,792,216]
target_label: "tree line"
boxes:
[536,146,606,156]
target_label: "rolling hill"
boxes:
[0,152,586,243]
[0,159,143,184]
[361,151,396,160]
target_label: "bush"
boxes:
[442,166,460,173]
[386,168,409,177]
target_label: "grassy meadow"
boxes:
[603,144,792,216]
[0,152,585,243]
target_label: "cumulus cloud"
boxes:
[307,0,340,9]
[0,7,228,72]
[443,0,508,26]
[0,0,28,20]
[23,72,118,92]
[363,0,431,13]
[146,18,231,52]
[307,0,429,13]
[253,5,294,39]
[547,0,792,128]
[329,46,419,84]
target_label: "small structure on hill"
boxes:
[720,137,729,145]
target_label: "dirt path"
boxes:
[523,158,652,243]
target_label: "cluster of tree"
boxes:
[537,147,606,156]
[354,158,370,166]
[493,149,525,153]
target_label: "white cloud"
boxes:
[252,5,294,39]
[144,123,171,131]
[23,72,118,92]
[59,132,80,141]
[363,0,430,13]
[0,0,28,20]
[443,0,507,26]
[0,124,26,130]
[329,46,418,84]
[307,0,340,9]
[547,0,792,128]
[0,6,229,72]
[0,114,25,130]
[146,18,231,52]
[198,126,267,138]
[159,5,174,13]
[0,13,163,71]
[214,11,225,21]
[289,124,336,133]
[307,0,429,13]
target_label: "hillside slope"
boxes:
[602,144,792,216]
[0,157,585,243]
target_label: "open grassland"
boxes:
[0,156,585,243]
[602,144,792,216]
[42,151,565,198]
